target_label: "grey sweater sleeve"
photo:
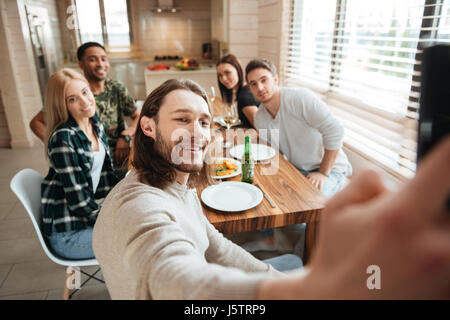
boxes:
[203,216,282,275]
[289,88,345,150]
[121,206,272,300]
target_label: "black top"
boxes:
[237,85,260,128]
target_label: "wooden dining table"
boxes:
[197,120,327,264]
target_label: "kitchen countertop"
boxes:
[110,56,215,64]
[145,65,216,74]
[145,64,219,95]
[57,59,218,100]
[59,57,215,66]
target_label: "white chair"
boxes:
[10,169,104,300]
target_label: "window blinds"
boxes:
[285,0,450,179]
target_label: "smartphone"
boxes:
[417,44,450,210]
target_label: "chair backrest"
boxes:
[10,169,100,267]
[10,169,43,224]
[9,169,58,263]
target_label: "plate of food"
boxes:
[229,144,276,162]
[201,181,263,212]
[213,158,241,179]
[174,58,200,70]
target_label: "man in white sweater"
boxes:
[246,58,352,197]
[92,78,450,300]
[92,79,301,299]
[242,58,352,253]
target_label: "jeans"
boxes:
[47,226,95,260]
[263,254,303,272]
[259,169,347,252]
[301,168,346,198]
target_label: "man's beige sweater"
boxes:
[92,170,279,299]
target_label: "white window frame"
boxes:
[74,0,133,52]
[283,0,449,181]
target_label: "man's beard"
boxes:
[154,127,205,174]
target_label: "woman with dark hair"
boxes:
[216,54,259,128]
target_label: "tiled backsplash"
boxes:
[130,0,211,59]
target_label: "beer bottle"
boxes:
[241,136,254,183]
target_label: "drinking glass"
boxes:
[222,101,238,148]
[210,86,216,103]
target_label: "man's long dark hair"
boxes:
[132,79,214,189]
[216,54,244,104]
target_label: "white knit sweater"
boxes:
[255,87,352,175]
[93,170,280,300]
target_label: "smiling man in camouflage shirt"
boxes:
[30,42,140,174]
[77,42,140,169]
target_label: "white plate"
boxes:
[229,144,276,161]
[213,116,242,128]
[201,181,263,212]
[212,158,241,179]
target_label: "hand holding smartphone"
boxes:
[417,45,450,210]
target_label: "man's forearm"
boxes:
[31,123,46,141]
[319,149,340,175]
[257,268,314,299]
[29,111,46,142]
[129,115,139,134]
[122,110,140,136]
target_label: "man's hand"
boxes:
[306,135,450,299]
[114,137,130,166]
[260,136,450,300]
[307,171,328,191]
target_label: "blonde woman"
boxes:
[41,69,118,259]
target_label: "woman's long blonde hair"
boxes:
[44,68,90,153]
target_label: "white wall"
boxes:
[227,0,258,68]
[257,0,290,78]
[130,0,212,59]
[211,0,224,42]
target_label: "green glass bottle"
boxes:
[241,136,254,184]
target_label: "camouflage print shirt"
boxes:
[94,78,136,161]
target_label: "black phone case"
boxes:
[417,45,450,210]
